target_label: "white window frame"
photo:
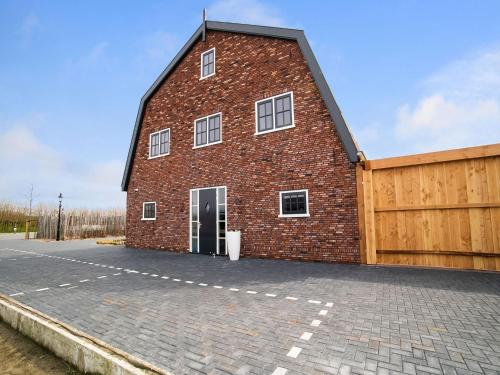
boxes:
[142,202,157,221]
[193,112,223,149]
[278,189,310,218]
[200,48,216,80]
[255,91,295,135]
[148,128,170,159]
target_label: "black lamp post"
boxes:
[56,193,63,241]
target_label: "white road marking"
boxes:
[173,279,181,282]
[265,293,277,297]
[67,286,78,290]
[198,283,207,286]
[108,266,115,268]
[113,273,122,276]
[185,281,193,284]
[300,332,313,341]
[151,274,158,277]
[214,285,223,289]
[325,302,333,307]
[287,346,302,358]
[271,367,288,375]
[58,283,71,287]
[161,276,169,279]
[246,290,257,294]
[116,268,122,270]
[308,300,321,304]
[229,288,239,291]
[311,319,321,327]
[79,279,89,283]
[8,259,16,261]
[285,296,298,301]
[97,276,107,279]
[9,292,24,297]
[88,263,94,265]
[142,273,149,275]
[36,288,49,292]
[319,310,328,316]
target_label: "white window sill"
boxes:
[199,73,215,80]
[278,213,310,218]
[141,218,156,221]
[255,124,295,136]
[193,140,222,149]
[148,152,170,160]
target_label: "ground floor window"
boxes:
[142,202,156,220]
[279,190,309,217]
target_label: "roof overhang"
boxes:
[122,21,359,191]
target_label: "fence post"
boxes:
[362,168,377,264]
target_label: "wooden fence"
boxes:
[357,143,500,271]
[37,211,125,240]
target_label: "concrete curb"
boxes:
[0,293,173,375]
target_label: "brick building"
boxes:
[122,21,362,263]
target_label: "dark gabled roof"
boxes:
[122,21,359,191]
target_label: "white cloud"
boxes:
[142,31,178,62]
[208,0,285,26]
[0,117,125,209]
[19,13,40,41]
[394,47,500,152]
[62,41,109,77]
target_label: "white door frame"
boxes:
[189,185,227,255]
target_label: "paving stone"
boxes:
[0,240,499,375]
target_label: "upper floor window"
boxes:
[142,202,156,220]
[200,48,215,79]
[194,113,222,148]
[149,129,170,159]
[279,189,309,218]
[255,92,294,134]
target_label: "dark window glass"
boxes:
[196,115,220,146]
[202,50,215,77]
[219,221,226,237]
[219,239,226,255]
[257,100,273,132]
[196,119,207,146]
[208,115,220,142]
[143,203,156,219]
[281,191,307,215]
[159,130,170,155]
[150,133,159,157]
[275,94,292,128]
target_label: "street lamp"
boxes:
[56,193,63,241]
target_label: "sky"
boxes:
[1,0,500,209]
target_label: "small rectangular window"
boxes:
[142,202,156,220]
[201,48,215,79]
[279,190,309,217]
[149,129,170,158]
[194,113,222,148]
[255,92,294,134]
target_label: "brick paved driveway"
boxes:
[0,239,499,375]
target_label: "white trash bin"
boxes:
[227,231,241,261]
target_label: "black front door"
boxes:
[199,188,217,255]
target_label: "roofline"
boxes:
[122,21,359,191]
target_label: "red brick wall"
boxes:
[126,30,360,263]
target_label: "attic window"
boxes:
[201,48,215,79]
[255,92,295,134]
